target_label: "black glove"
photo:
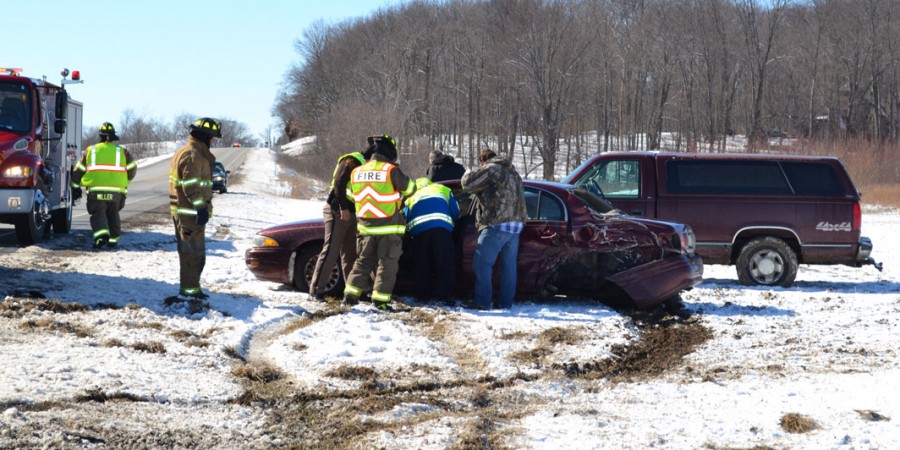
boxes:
[72,188,82,202]
[196,207,209,226]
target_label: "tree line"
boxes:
[274,0,900,182]
[83,109,257,158]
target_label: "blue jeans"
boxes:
[473,228,520,309]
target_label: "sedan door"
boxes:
[457,186,569,297]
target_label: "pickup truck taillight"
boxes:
[853,201,862,231]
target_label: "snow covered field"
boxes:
[1,147,898,449]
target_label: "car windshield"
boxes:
[569,187,619,214]
[0,81,32,134]
[213,163,225,173]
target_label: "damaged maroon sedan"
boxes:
[245,180,703,310]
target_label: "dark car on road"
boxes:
[212,161,229,194]
[245,180,703,310]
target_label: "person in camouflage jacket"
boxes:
[461,149,527,310]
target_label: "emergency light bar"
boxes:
[0,68,24,76]
[60,68,83,86]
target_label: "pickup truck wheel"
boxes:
[736,237,798,287]
[293,245,343,296]
[14,181,51,245]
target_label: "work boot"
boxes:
[341,294,359,306]
[310,293,327,302]
[177,290,209,300]
[373,301,393,312]
[92,236,109,249]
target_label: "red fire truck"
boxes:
[0,68,83,245]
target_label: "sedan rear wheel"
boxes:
[736,237,798,287]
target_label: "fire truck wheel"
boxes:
[14,180,50,245]
[51,185,73,233]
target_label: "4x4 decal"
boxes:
[816,221,851,232]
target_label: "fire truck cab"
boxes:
[0,68,83,245]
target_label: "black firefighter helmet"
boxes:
[190,117,223,138]
[366,134,397,162]
[99,122,119,141]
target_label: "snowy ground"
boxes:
[1,147,898,449]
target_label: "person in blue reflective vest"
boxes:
[404,177,460,303]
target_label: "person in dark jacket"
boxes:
[460,148,527,310]
[426,150,466,182]
[308,146,375,301]
[404,177,460,303]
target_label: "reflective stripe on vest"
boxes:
[406,183,454,229]
[407,212,454,229]
[329,152,366,201]
[81,143,129,194]
[357,224,406,235]
[350,161,401,219]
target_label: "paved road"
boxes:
[0,146,248,251]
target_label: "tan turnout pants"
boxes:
[173,216,207,296]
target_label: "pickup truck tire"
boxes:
[736,237,798,287]
[293,245,343,296]
[14,180,50,246]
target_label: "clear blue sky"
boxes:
[6,0,406,142]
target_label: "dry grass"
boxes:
[783,138,900,208]
[18,318,94,338]
[274,152,324,198]
[102,338,125,348]
[168,329,200,340]
[451,416,509,450]
[779,413,818,433]
[858,183,900,208]
[325,365,377,380]
[202,327,222,338]
[508,347,552,365]
[281,316,316,335]
[0,299,87,318]
[538,326,584,346]
[232,362,286,383]
[75,389,144,404]
[499,330,530,340]
[129,341,166,354]
[222,345,245,361]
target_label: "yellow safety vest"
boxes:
[350,160,410,235]
[329,152,366,201]
[76,143,134,194]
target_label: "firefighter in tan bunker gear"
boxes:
[168,117,221,300]
[71,122,137,248]
[342,135,416,311]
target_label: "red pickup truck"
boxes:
[562,151,882,287]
